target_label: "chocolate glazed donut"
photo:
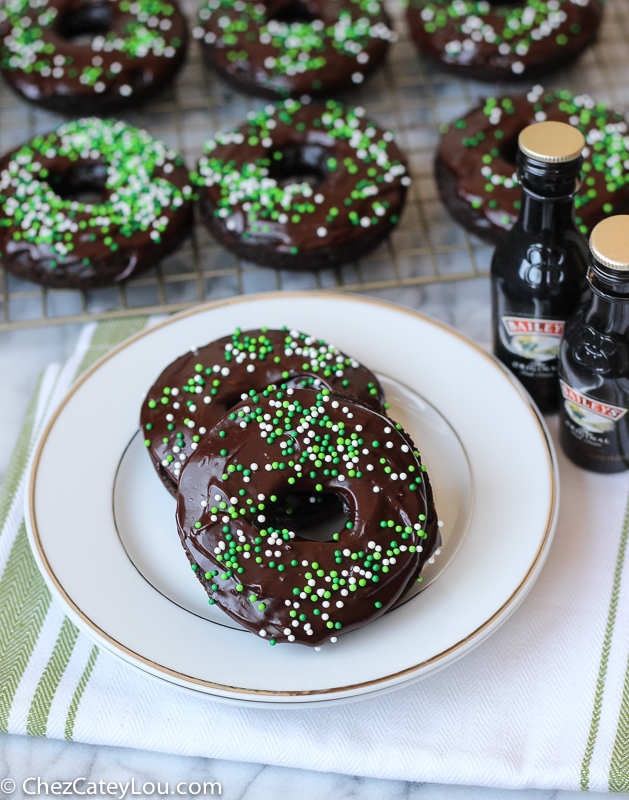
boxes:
[0,118,194,289]
[436,88,629,244]
[407,0,603,83]
[192,99,410,271]
[0,0,187,115]
[176,386,440,647]
[192,0,395,99]
[141,327,387,497]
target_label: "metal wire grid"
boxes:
[1,0,629,330]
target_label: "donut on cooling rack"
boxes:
[0,118,194,289]
[191,99,410,271]
[436,87,629,244]
[406,0,603,82]
[192,0,395,99]
[141,326,387,496]
[0,0,187,114]
[175,384,440,647]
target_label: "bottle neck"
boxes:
[588,262,629,299]
[516,152,582,235]
[585,262,629,336]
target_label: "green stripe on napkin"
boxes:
[0,316,148,739]
[581,488,629,790]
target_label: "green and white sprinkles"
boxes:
[408,0,601,78]
[0,0,185,105]
[178,382,439,646]
[193,0,395,95]
[192,99,409,256]
[0,118,193,264]
[142,326,385,489]
[439,88,629,238]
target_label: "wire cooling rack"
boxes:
[1,0,629,330]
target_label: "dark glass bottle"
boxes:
[491,121,589,413]
[559,216,629,473]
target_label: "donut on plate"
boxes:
[436,87,629,244]
[0,118,194,288]
[141,326,387,496]
[0,0,187,114]
[192,0,395,99]
[406,0,603,82]
[176,385,440,646]
[191,98,410,270]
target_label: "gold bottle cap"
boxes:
[590,216,629,271]
[518,121,585,163]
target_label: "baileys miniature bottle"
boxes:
[559,216,629,473]
[491,121,589,412]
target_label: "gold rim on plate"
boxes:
[28,291,558,699]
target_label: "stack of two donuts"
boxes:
[140,327,440,647]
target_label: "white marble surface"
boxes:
[0,278,625,798]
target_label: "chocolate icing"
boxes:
[193,0,393,99]
[436,88,629,244]
[176,385,440,646]
[0,118,194,289]
[0,0,188,115]
[192,100,409,271]
[407,0,602,82]
[140,327,386,497]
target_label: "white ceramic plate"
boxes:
[26,293,558,707]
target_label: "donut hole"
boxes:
[57,4,113,46]
[269,144,328,190]
[264,490,349,542]
[49,163,109,205]
[268,0,319,25]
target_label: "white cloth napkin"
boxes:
[2,317,629,792]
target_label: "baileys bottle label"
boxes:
[500,316,564,378]
[560,380,628,435]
